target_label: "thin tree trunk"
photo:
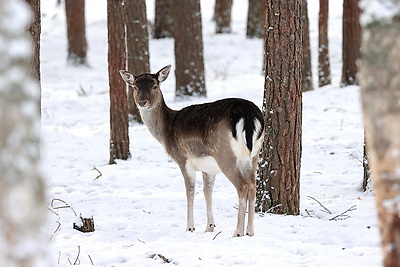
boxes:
[360,12,400,267]
[214,0,232,33]
[124,0,150,123]
[340,0,361,87]
[318,0,331,87]
[0,0,47,265]
[246,0,266,38]
[362,135,371,192]
[154,0,174,38]
[108,0,130,164]
[256,0,302,215]
[25,0,41,114]
[65,0,87,65]
[26,0,41,83]
[174,0,206,98]
[302,0,313,92]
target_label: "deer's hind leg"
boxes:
[213,151,249,237]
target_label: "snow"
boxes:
[40,0,382,266]
[360,0,400,25]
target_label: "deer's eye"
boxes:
[152,85,158,90]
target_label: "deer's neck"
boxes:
[139,98,175,145]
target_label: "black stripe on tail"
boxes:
[231,102,264,152]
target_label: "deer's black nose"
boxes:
[138,101,147,107]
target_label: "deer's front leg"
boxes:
[181,166,196,232]
[202,172,216,232]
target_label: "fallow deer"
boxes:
[119,65,264,237]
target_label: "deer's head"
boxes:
[119,65,171,109]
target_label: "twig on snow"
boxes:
[266,204,283,213]
[329,205,357,221]
[149,253,176,265]
[67,246,81,265]
[307,196,332,214]
[213,231,222,240]
[88,255,94,265]
[157,254,171,264]
[92,167,102,181]
[50,198,77,216]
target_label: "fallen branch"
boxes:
[88,255,94,265]
[329,205,357,221]
[266,204,283,213]
[50,198,77,217]
[213,231,222,240]
[92,167,102,181]
[68,246,81,265]
[307,196,332,214]
[158,254,171,264]
[149,253,177,265]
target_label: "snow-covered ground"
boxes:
[40,0,382,266]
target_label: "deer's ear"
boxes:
[119,70,136,86]
[156,65,171,83]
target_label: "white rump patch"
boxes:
[230,118,263,176]
[251,119,263,158]
[186,156,221,176]
[230,119,251,174]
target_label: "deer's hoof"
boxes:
[233,231,244,237]
[205,224,216,232]
[187,227,195,232]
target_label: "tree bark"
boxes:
[256,0,302,215]
[362,135,371,192]
[65,0,87,65]
[25,0,41,114]
[123,0,150,123]
[26,0,41,83]
[246,0,266,38]
[0,0,47,265]
[340,0,361,87]
[301,0,313,92]
[360,13,400,267]
[214,0,232,33]
[154,0,174,38]
[174,0,206,98]
[108,0,130,164]
[318,0,331,87]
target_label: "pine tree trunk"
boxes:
[340,0,361,87]
[124,0,150,123]
[318,0,331,87]
[174,0,206,97]
[65,0,87,65]
[256,0,302,215]
[108,0,130,164]
[214,0,232,33]
[360,14,400,267]
[0,0,47,265]
[302,0,313,92]
[246,0,266,38]
[154,0,174,38]
[362,135,371,192]
[25,0,41,114]
[26,0,41,83]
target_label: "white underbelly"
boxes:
[186,156,221,175]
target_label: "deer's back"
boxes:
[165,98,264,160]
